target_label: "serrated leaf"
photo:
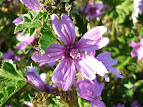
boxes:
[14,21,41,34]
[14,24,25,34]
[39,27,57,52]
[28,11,34,19]
[33,12,43,21]
[23,16,31,22]
[0,60,26,106]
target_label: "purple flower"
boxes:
[113,103,125,107]
[132,0,143,23]
[32,13,109,91]
[96,52,124,82]
[16,32,35,51]
[77,78,105,107]
[129,39,143,60]
[24,101,33,107]
[26,66,53,92]
[20,0,41,12]
[2,49,20,61]
[13,16,23,25]
[139,0,143,13]
[5,105,12,107]
[131,101,142,107]
[80,1,109,19]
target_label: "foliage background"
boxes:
[0,0,143,107]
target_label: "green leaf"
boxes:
[74,14,87,35]
[14,24,25,34]
[0,60,26,106]
[33,12,43,21]
[23,15,31,23]
[39,26,57,52]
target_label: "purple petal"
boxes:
[90,101,106,107]
[52,57,76,91]
[16,43,27,51]
[13,16,23,25]
[129,41,139,48]
[45,43,66,62]
[104,74,110,82]
[131,49,138,58]
[131,101,142,107]
[106,66,124,78]
[47,61,57,67]
[74,26,108,51]
[78,79,94,92]
[17,33,35,44]
[2,49,14,60]
[26,66,47,90]
[51,14,76,46]
[62,58,76,91]
[20,0,41,12]
[137,46,143,60]
[24,101,33,107]
[139,39,143,46]
[31,53,49,64]
[87,50,96,57]
[93,79,105,96]
[79,93,94,101]
[96,52,118,66]
[74,56,96,80]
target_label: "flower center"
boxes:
[9,55,15,61]
[70,49,82,59]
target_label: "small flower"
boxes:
[32,13,109,91]
[2,49,20,62]
[131,101,142,107]
[77,78,106,107]
[132,0,143,23]
[16,32,35,51]
[5,105,12,107]
[13,16,23,25]
[80,1,109,19]
[24,101,33,107]
[20,0,41,12]
[113,103,125,107]
[129,39,143,60]
[96,52,124,82]
[26,66,53,92]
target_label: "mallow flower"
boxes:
[2,49,20,62]
[113,103,125,107]
[26,66,53,92]
[129,39,143,60]
[96,52,124,82]
[24,101,33,107]
[32,13,109,91]
[20,0,41,12]
[80,1,109,19]
[77,78,106,107]
[131,101,142,107]
[16,32,35,51]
